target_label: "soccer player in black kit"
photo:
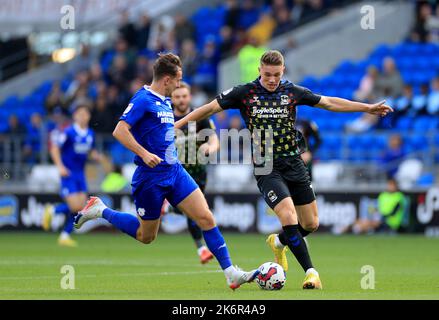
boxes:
[167,82,219,264]
[175,50,393,289]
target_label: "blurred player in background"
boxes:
[42,100,104,247]
[161,82,219,264]
[175,50,393,289]
[74,53,259,289]
[296,118,321,180]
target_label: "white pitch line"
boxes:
[0,269,223,281]
[0,260,213,268]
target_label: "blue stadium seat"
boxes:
[407,135,429,150]
[413,116,438,131]
[396,117,412,130]
[417,173,435,187]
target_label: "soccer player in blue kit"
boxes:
[74,53,259,289]
[43,101,104,247]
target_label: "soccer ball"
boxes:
[255,262,286,290]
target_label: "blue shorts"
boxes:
[60,173,87,198]
[131,163,199,220]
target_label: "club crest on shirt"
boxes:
[280,95,290,105]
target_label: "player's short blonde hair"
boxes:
[260,50,284,66]
[176,81,191,92]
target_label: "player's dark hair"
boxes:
[260,50,284,66]
[153,53,182,80]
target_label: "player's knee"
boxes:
[70,205,83,213]
[303,219,319,232]
[138,233,156,244]
[195,212,215,230]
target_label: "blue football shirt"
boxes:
[119,85,178,169]
[51,124,95,174]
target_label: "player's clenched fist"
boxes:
[141,151,163,168]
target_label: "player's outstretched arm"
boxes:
[315,96,394,117]
[174,99,223,129]
[113,121,162,168]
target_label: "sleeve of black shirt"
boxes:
[294,85,321,106]
[215,85,246,110]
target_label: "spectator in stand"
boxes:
[108,55,134,91]
[180,39,199,83]
[173,14,195,47]
[375,57,404,99]
[394,84,414,119]
[45,81,68,116]
[89,63,106,99]
[107,85,130,120]
[129,78,144,96]
[354,66,379,102]
[0,115,27,164]
[219,26,235,58]
[427,77,439,115]
[190,84,209,107]
[193,38,219,93]
[118,10,137,48]
[410,2,433,42]
[381,134,405,179]
[345,113,379,133]
[114,37,136,68]
[136,13,152,50]
[135,55,152,84]
[273,5,295,37]
[291,0,307,23]
[148,15,175,52]
[238,36,267,82]
[69,43,94,73]
[426,5,439,43]
[247,13,276,47]
[91,95,115,134]
[302,0,326,21]
[65,69,90,103]
[23,113,44,164]
[6,114,26,135]
[239,0,262,30]
[224,0,241,31]
[411,83,429,116]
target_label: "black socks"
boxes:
[279,225,314,272]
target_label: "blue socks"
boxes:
[54,203,74,234]
[63,213,74,234]
[55,203,70,215]
[103,208,140,239]
[203,227,232,270]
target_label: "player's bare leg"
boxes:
[176,188,259,290]
[136,218,161,244]
[295,201,319,234]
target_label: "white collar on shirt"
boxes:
[144,85,167,102]
[73,123,88,137]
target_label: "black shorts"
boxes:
[255,156,316,209]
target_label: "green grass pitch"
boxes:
[0,232,438,300]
